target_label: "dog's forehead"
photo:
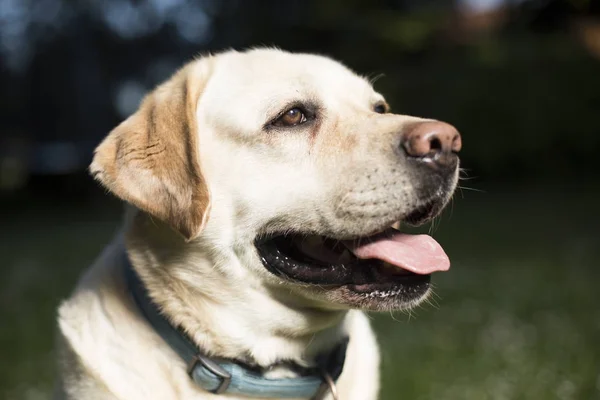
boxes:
[223,50,369,89]
[199,49,381,129]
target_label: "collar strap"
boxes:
[124,253,348,398]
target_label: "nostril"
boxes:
[429,137,442,152]
[401,120,461,159]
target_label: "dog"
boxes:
[55,48,462,400]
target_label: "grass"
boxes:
[1,184,599,399]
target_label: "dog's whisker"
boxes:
[457,185,485,193]
[389,310,401,323]
[303,334,316,350]
[366,72,385,85]
[429,286,443,303]
[406,308,414,323]
[449,195,455,220]
[423,293,440,310]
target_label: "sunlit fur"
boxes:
[56,48,458,400]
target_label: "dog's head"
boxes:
[91,48,461,312]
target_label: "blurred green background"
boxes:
[1,1,599,399]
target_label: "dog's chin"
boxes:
[317,282,431,312]
[255,199,447,312]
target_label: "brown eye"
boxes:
[374,103,387,114]
[274,108,307,127]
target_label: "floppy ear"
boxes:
[90,61,212,241]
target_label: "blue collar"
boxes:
[124,253,348,398]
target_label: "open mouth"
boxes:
[255,206,450,301]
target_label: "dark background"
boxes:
[1,1,599,399]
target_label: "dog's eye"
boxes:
[373,103,387,114]
[273,108,307,127]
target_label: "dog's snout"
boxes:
[401,121,462,164]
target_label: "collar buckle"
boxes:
[188,354,232,394]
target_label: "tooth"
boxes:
[391,222,401,230]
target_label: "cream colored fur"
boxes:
[56,48,455,400]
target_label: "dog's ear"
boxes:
[90,61,212,241]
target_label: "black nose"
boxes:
[401,121,462,167]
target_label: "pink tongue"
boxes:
[345,230,450,275]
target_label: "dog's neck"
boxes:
[124,211,349,371]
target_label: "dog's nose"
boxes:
[401,121,462,162]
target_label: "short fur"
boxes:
[56,48,459,400]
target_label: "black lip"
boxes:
[348,276,430,295]
[255,235,430,289]
[403,199,441,225]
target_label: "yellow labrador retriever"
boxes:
[55,48,461,400]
